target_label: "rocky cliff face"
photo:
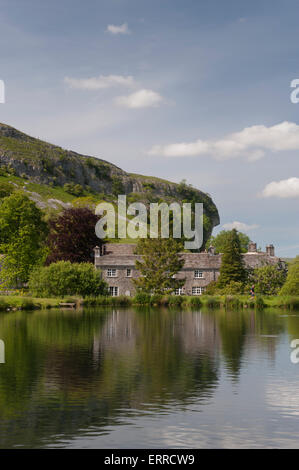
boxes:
[0,123,220,239]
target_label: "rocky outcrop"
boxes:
[0,122,220,238]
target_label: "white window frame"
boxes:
[194,270,203,279]
[126,268,132,277]
[107,268,117,278]
[175,288,183,296]
[192,286,204,296]
[109,286,119,297]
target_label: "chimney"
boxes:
[208,245,216,255]
[266,244,275,257]
[248,241,257,253]
[93,246,101,258]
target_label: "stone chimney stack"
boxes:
[266,244,275,257]
[248,241,257,253]
[208,245,216,255]
[93,246,101,258]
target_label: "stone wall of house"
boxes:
[95,242,284,296]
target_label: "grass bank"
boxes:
[82,294,299,310]
[1,294,299,311]
[0,295,79,311]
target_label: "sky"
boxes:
[0,0,298,256]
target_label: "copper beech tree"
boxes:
[46,207,103,265]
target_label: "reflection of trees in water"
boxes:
[218,310,286,378]
[0,307,293,448]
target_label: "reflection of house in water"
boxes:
[93,310,222,364]
[93,310,137,362]
[173,312,221,358]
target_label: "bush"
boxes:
[280,257,299,296]
[225,295,243,309]
[150,294,163,305]
[220,281,245,295]
[28,261,108,298]
[252,265,287,295]
[188,296,203,307]
[168,295,184,306]
[133,292,151,304]
[206,296,220,308]
[255,295,265,309]
[63,183,84,197]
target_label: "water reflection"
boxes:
[0,307,298,448]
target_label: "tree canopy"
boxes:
[280,257,299,296]
[252,265,287,295]
[134,237,185,295]
[217,229,247,287]
[0,192,48,287]
[29,261,108,297]
[207,230,250,254]
[46,207,102,265]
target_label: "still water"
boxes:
[0,307,298,448]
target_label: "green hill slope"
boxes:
[0,123,220,244]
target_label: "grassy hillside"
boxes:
[0,122,220,244]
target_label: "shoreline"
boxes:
[0,294,299,311]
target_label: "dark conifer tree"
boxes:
[217,229,247,287]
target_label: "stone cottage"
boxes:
[94,241,285,297]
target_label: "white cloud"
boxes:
[106,23,130,35]
[262,177,299,198]
[115,89,163,109]
[222,221,259,232]
[64,74,136,90]
[148,121,299,161]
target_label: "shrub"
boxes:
[188,296,202,307]
[225,295,243,309]
[280,257,299,296]
[150,294,163,305]
[206,296,220,308]
[255,295,265,310]
[133,292,151,304]
[220,281,245,295]
[28,261,108,298]
[168,295,184,306]
[252,265,287,295]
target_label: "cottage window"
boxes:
[194,270,203,278]
[192,286,204,296]
[126,269,132,277]
[107,268,117,277]
[175,288,183,296]
[109,286,119,297]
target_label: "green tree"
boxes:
[217,229,247,288]
[252,265,287,295]
[280,257,299,296]
[134,238,185,294]
[0,192,48,287]
[28,261,108,297]
[206,230,250,254]
[0,182,14,199]
[111,176,125,196]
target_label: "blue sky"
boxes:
[0,0,299,256]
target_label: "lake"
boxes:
[0,307,298,448]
